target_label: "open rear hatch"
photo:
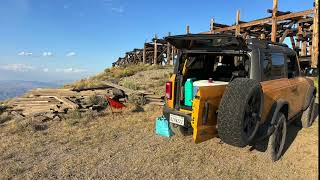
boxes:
[165,34,249,52]
[165,34,250,143]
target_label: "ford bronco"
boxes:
[163,34,317,161]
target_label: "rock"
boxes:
[11,111,25,120]
[32,115,49,123]
[53,115,61,121]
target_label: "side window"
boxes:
[286,55,299,78]
[263,53,272,80]
[270,53,286,79]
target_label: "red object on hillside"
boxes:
[105,96,125,109]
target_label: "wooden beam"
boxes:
[276,9,313,21]
[279,21,295,43]
[167,32,172,65]
[153,34,157,65]
[186,25,190,34]
[311,0,319,67]
[236,10,241,36]
[271,0,278,42]
[202,9,314,34]
[210,18,214,32]
[143,43,146,64]
[289,35,296,49]
[301,31,307,56]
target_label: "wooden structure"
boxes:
[202,0,318,68]
[112,34,177,67]
[112,0,318,68]
[5,82,164,119]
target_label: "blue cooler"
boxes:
[155,116,172,137]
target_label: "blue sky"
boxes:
[0,0,314,82]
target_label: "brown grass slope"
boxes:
[0,65,318,179]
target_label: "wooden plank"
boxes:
[102,81,139,95]
[276,9,313,21]
[311,0,319,68]
[147,101,165,106]
[56,96,79,109]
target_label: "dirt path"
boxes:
[0,104,318,179]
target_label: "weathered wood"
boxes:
[311,0,319,68]
[271,0,278,42]
[236,10,241,36]
[153,35,158,64]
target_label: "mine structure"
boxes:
[112,0,318,69]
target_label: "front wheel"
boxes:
[267,112,287,161]
[295,95,315,128]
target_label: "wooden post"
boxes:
[290,35,296,49]
[271,0,278,42]
[186,25,190,34]
[301,31,307,56]
[153,34,157,65]
[311,0,319,68]
[167,32,172,65]
[236,10,241,36]
[143,42,146,64]
[210,18,215,33]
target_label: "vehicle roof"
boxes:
[165,34,296,55]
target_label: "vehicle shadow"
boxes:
[253,103,319,157]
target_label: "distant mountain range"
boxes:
[0,80,69,101]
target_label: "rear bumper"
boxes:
[163,106,192,127]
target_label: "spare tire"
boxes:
[217,78,263,147]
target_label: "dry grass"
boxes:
[0,102,318,179]
[65,64,171,90]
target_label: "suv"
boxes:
[163,34,316,161]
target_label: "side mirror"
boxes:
[305,68,318,77]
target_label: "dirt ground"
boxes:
[0,101,318,179]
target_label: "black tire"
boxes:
[295,95,315,128]
[217,78,262,147]
[169,123,192,136]
[267,112,287,161]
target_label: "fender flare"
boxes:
[265,99,289,139]
[254,99,288,142]
[302,86,316,111]
[270,99,289,125]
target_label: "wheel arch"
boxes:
[271,99,289,125]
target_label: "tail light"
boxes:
[165,81,172,100]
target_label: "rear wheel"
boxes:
[217,78,262,147]
[267,112,287,161]
[295,95,315,128]
[169,123,192,136]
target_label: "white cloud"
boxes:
[66,52,76,57]
[56,68,87,73]
[111,6,124,13]
[43,68,49,72]
[18,51,32,56]
[0,64,34,72]
[42,52,53,57]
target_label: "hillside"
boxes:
[0,65,318,179]
[0,80,63,101]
